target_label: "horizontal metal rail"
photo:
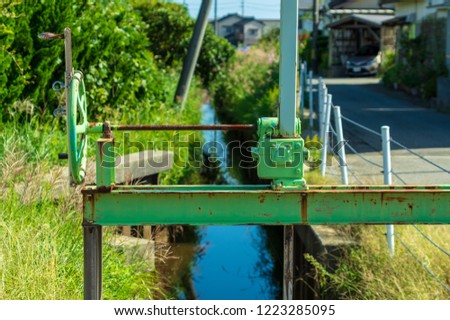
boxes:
[86,123,257,134]
[112,124,257,131]
[82,184,450,226]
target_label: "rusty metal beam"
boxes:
[82,185,450,226]
[111,124,257,131]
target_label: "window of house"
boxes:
[249,28,259,36]
[222,26,233,35]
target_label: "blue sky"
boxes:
[171,0,282,20]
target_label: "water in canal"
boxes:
[170,104,282,300]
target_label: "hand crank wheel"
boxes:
[68,71,88,184]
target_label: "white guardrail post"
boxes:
[320,94,332,176]
[318,77,323,138]
[301,61,307,120]
[299,61,304,120]
[333,105,349,185]
[382,125,395,256]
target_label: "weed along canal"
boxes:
[5,0,450,307]
[165,104,282,300]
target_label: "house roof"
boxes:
[218,13,242,22]
[382,15,412,26]
[259,19,280,22]
[234,18,265,27]
[327,14,394,29]
[329,9,395,15]
[330,0,387,9]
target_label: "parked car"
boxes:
[345,45,381,76]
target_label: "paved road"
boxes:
[324,78,450,152]
[323,78,450,184]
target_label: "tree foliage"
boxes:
[132,0,235,87]
[0,0,234,121]
[382,17,447,99]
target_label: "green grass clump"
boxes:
[0,145,161,299]
[306,225,450,299]
[303,164,450,299]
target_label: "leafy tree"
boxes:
[0,0,179,121]
[132,0,235,87]
[1,0,233,122]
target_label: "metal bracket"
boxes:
[252,117,309,190]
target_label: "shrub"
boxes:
[381,17,447,99]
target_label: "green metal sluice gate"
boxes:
[40,1,449,300]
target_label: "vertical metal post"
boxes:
[214,0,218,35]
[382,126,395,256]
[320,85,327,140]
[174,0,212,109]
[309,70,313,130]
[320,94,332,176]
[96,122,115,188]
[318,78,323,138]
[312,0,319,74]
[96,137,115,187]
[279,0,299,137]
[299,62,305,120]
[280,1,298,300]
[64,28,73,185]
[283,225,294,300]
[333,106,348,185]
[84,223,102,300]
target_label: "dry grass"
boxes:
[311,224,450,299]
[305,165,450,299]
[0,131,161,299]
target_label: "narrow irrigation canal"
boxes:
[168,104,282,300]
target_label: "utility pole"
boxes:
[174,0,212,109]
[312,0,319,74]
[241,0,244,16]
[215,0,218,35]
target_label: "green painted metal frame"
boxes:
[82,185,450,226]
[45,1,450,300]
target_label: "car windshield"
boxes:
[356,46,379,56]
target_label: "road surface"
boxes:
[323,78,450,184]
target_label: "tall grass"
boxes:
[0,76,205,299]
[306,224,450,299]
[303,159,450,299]
[0,131,161,299]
